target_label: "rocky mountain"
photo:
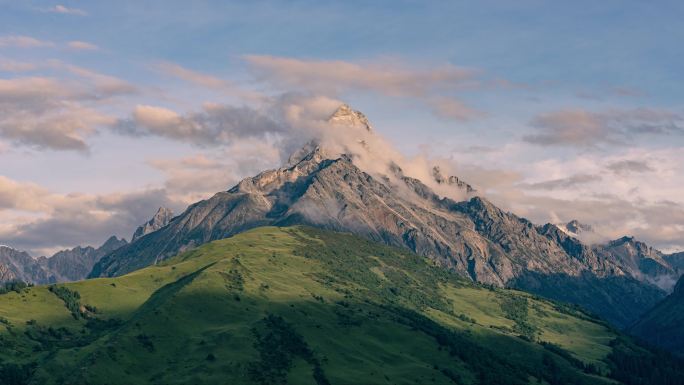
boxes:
[131,207,174,242]
[0,245,54,284]
[665,251,684,271]
[37,236,127,282]
[0,207,178,285]
[88,105,680,328]
[0,263,14,282]
[593,236,678,291]
[559,219,594,237]
[0,236,127,285]
[432,166,475,193]
[630,275,684,355]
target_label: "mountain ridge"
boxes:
[88,105,681,328]
[0,236,128,285]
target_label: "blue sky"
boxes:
[0,1,683,255]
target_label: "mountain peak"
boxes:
[131,207,174,242]
[432,166,475,193]
[328,104,372,132]
[610,235,637,246]
[565,219,593,234]
[100,235,127,251]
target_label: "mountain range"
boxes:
[0,237,127,285]
[0,206,176,285]
[83,105,682,329]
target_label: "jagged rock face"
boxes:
[0,263,16,282]
[91,145,591,286]
[41,236,127,282]
[327,104,372,131]
[432,166,475,193]
[537,224,614,272]
[0,236,127,285]
[131,207,174,242]
[0,246,54,284]
[564,219,593,235]
[593,236,677,290]
[511,224,674,327]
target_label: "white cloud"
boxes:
[244,55,483,121]
[0,63,136,151]
[0,35,54,48]
[147,149,280,204]
[0,176,52,212]
[44,5,87,16]
[525,108,684,147]
[67,41,99,51]
[0,59,38,72]
[0,175,180,254]
[115,103,284,146]
[155,61,265,102]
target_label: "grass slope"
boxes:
[0,226,681,385]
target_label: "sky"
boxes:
[0,0,683,256]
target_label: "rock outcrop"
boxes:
[131,207,174,242]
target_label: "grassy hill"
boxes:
[0,226,681,385]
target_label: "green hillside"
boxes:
[629,276,684,356]
[0,226,681,385]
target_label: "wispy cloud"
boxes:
[156,61,231,90]
[607,160,654,176]
[114,103,283,146]
[67,41,99,51]
[147,150,280,203]
[0,176,52,212]
[525,108,684,148]
[519,173,602,190]
[155,61,263,101]
[429,97,482,121]
[0,35,54,48]
[0,185,176,254]
[0,63,136,151]
[0,59,37,72]
[42,5,87,16]
[244,55,482,121]
[245,55,478,96]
